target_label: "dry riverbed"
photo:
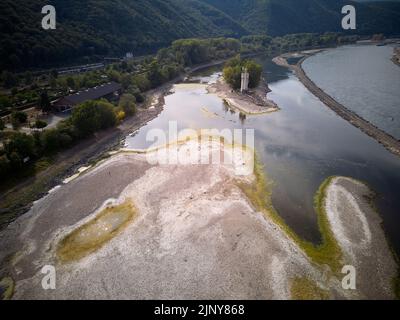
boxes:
[0,137,397,300]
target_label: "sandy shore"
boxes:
[0,137,397,300]
[273,52,400,158]
[207,77,279,115]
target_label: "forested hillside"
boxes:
[0,0,246,70]
[1,0,400,71]
[201,0,400,35]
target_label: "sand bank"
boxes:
[207,77,279,115]
[0,137,397,299]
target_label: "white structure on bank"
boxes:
[241,67,249,93]
[125,52,134,60]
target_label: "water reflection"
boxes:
[126,56,400,254]
[303,45,400,139]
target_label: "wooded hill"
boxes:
[1,0,400,70]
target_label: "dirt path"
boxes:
[273,54,400,158]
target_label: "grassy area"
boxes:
[290,277,330,300]
[57,201,136,263]
[0,277,14,300]
[237,158,343,273]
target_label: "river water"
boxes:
[125,51,400,255]
[303,44,400,139]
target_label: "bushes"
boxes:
[0,155,11,178]
[0,98,122,182]
[3,132,36,169]
[11,111,28,129]
[119,94,136,117]
[0,95,12,111]
[34,120,48,129]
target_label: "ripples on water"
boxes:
[126,52,400,255]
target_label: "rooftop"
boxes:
[54,82,121,107]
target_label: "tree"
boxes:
[223,58,262,90]
[126,86,145,103]
[148,61,164,88]
[223,65,241,90]
[71,101,100,137]
[0,95,12,111]
[66,77,75,89]
[2,71,18,89]
[51,69,58,79]
[244,60,262,88]
[96,100,117,129]
[0,155,11,179]
[39,91,51,113]
[119,94,136,117]
[35,120,48,129]
[4,132,36,161]
[49,75,57,89]
[24,72,33,86]
[11,111,28,129]
[71,100,117,137]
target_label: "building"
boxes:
[241,67,249,93]
[53,82,122,112]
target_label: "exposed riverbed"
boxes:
[126,54,400,257]
[1,46,400,299]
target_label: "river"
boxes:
[303,44,400,139]
[125,51,400,255]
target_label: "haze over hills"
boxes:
[200,0,400,35]
[1,0,400,70]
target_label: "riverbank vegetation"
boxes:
[0,96,135,184]
[0,33,359,187]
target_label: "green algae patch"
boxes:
[237,158,342,273]
[291,277,330,300]
[0,277,15,300]
[57,201,136,263]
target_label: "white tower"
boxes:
[241,67,249,93]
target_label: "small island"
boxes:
[208,56,279,115]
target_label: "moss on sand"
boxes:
[237,158,342,273]
[0,277,14,300]
[57,201,136,263]
[291,277,330,300]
